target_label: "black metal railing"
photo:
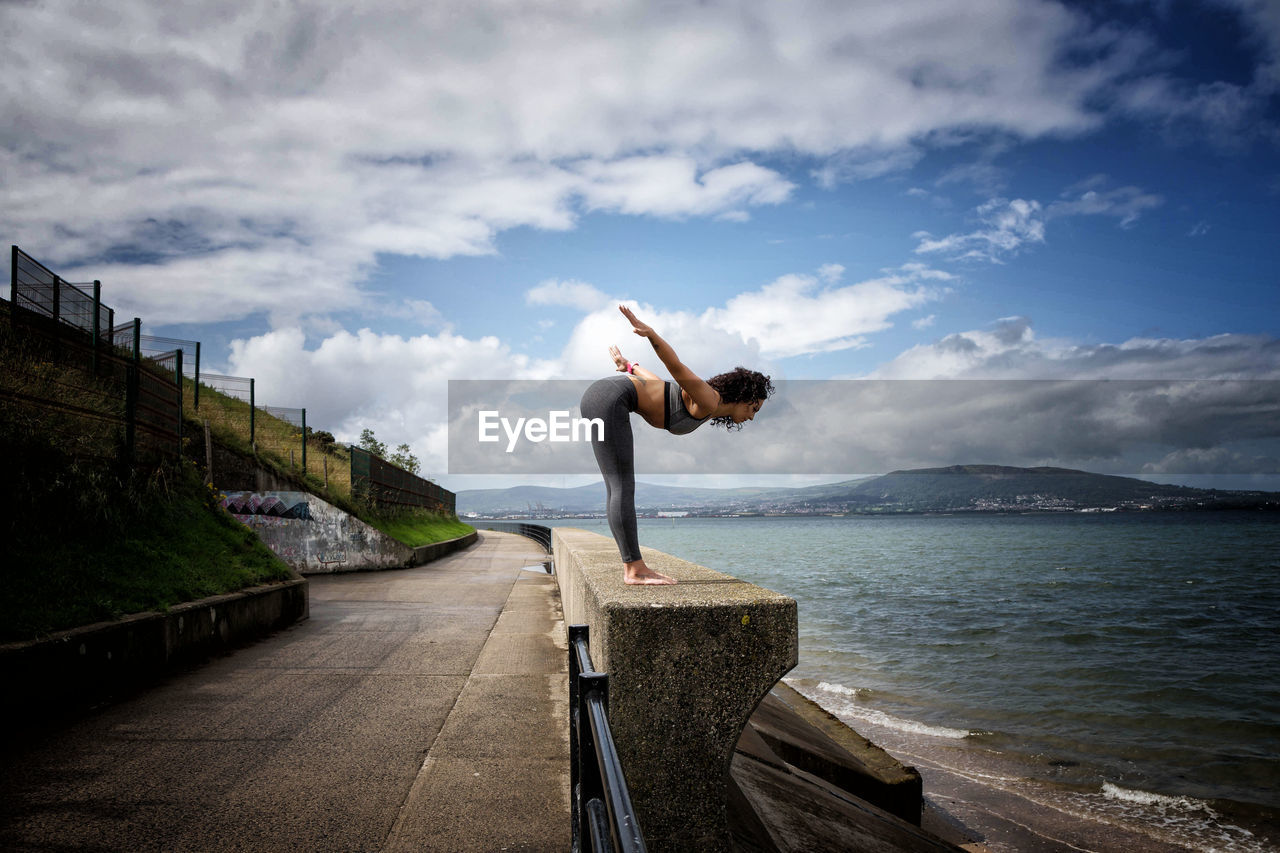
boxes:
[480,521,552,553]
[570,624,646,853]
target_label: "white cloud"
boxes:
[914,198,1045,263]
[392,299,448,331]
[574,157,793,220]
[811,146,924,189]
[915,177,1163,264]
[702,264,948,358]
[817,264,846,284]
[526,279,612,312]
[1143,447,1280,475]
[223,307,1280,484]
[0,0,1185,326]
[868,317,1280,380]
[912,314,936,330]
[225,325,561,475]
[1047,185,1163,228]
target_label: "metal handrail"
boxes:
[480,521,552,554]
[570,624,646,853]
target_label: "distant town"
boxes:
[460,465,1279,520]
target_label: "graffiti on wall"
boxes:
[218,490,405,573]
[221,493,313,520]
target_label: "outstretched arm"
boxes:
[617,305,720,412]
[608,344,661,386]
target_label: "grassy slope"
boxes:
[2,462,294,642]
[369,511,475,548]
[187,379,474,547]
[2,315,470,642]
[0,318,293,642]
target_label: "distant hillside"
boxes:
[456,465,1277,516]
[456,479,871,515]
[832,465,1224,512]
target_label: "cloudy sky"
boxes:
[4,0,1278,492]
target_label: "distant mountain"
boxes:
[456,465,1278,516]
[456,478,872,515]
[828,465,1240,512]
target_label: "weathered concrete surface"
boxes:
[0,574,309,726]
[222,489,477,574]
[223,489,410,572]
[745,682,923,825]
[0,531,569,853]
[728,684,959,852]
[553,526,798,852]
[729,741,961,853]
[409,530,479,568]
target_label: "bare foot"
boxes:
[623,559,677,585]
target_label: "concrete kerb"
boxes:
[0,527,479,729]
[407,530,479,568]
[0,573,309,728]
[552,526,798,852]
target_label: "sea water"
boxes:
[542,512,1280,851]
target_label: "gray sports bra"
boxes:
[664,381,711,435]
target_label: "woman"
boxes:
[579,305,774,585]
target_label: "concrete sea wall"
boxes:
[554,526,799,850]
[553,526,953,853]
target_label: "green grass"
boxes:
[184,378,472,547]
[1,314,467,643]
[368,509,475,548]
[1,459,294,643]
[185,376,354,502]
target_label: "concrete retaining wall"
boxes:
[221,491,479,574]
[0,576,309,726]
[553,527,798,852]
[223,490,412,572]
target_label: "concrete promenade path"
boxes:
[0,531,571,852]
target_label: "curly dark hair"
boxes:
[706,367,775,430]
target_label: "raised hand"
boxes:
[619,304,654,339]
[608,344,629,372]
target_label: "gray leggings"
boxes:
[579,375,641,562]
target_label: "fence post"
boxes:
[52,274,61,323]
[249,377,255,449]
[194,341,201,411]
[301,407,307,473]
[175,349,184,458]
[122,318,141,468]
[204,419,214,486]
[92,280,101,375]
